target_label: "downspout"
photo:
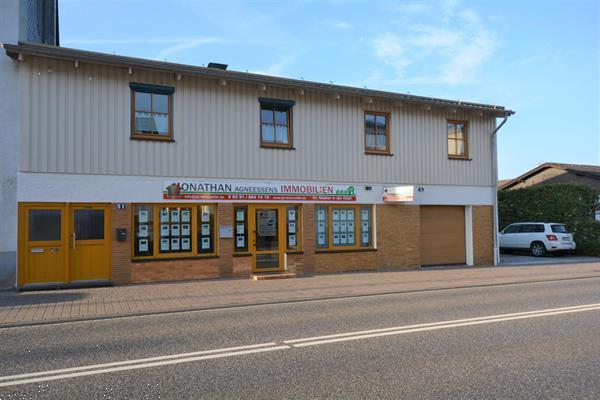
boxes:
[491,116,509,266]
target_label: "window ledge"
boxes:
[286,250,304,255]
[131,135,175,143]
[233,252,252,257]
[132,254,218,263]
[260,144,295,150]
[448,156,472,161]
[315,248,377,254]
[365,150,393,156]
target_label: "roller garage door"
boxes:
[420,206,466,266]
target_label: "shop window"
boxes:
[365,112,390,154]
[132,204,217,259]
[234,206,248,252]
[259,98,295,149]
[316,205,373,251]
[447,120,468,159]
[159,206,193,255]
[130,82,174,141]
[134,205,154,257]
[286,206,301,251]
[197,205,216,254]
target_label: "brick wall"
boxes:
[111,204,132,284]
[473,205,494,265]
[375,204,421,269]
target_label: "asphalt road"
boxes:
[0,277,599,399]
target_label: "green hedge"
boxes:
[570,220,600,256]
[498,184,599,255]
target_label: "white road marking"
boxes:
[1,303,599,387]
[284,302,600,344]
[0,342,279,382]
[291,305,600,347]
[0,345,291,388]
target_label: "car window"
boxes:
[535,225,545,232]
[520,224,538,233]
[503,225,521,234]
[551,224,569,233]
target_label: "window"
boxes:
[133,204,217,259]
[316,205,374,251]
[551,224,569,233]
[259,98,295,148]
[286,206,301,251]
[520,224,544,233]
[503,224,521,234]
[447,120,468,159]
[197,205,216,254]
[28,210,61,241]
[130,82,174,141]
[365,112,390,154]
[234,206,248,252]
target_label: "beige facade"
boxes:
[19,56,497,186]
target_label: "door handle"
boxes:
[72,233,76,250]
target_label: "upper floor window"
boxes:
[365,112,390,154]
[447,120,468,159]
[259,98,295,149]
[130,82,175,141]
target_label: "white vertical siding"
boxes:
[20,57,496,186]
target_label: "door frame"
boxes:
[248,204,287,273]
[18,202,112,286]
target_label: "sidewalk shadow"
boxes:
[0,292,87,307]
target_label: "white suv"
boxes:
[499,222,576,257]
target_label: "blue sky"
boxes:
[59,0,599,179]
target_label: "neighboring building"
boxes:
[498,163,600,191]
[499,162,600,221]
[0,0,59,290]
[1,36,513,289]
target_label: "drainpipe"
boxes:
[491,116,509,266]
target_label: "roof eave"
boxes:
[2,41,515,117]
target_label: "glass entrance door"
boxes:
[251,207,284,272]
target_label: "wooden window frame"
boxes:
[131,203,218,261]
[447,120,469,160]
[259,103,294,149]
[316,204,374,252]
[364,111,391,155]
[130,87,174,142]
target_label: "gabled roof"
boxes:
[1,41,515,117]
[499,162,600,190]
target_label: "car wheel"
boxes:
[530,241,547,257]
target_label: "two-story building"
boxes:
[1,37,513,289]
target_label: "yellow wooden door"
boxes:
[21,204,67,285]
[69,204,111,282]
[250,205,285,273]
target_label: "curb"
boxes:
[1,274,599,330]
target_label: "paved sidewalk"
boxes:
[1,262,599,328]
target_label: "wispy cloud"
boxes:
[252,54,300,76]
[332,20,352,29]
[62,36,222,61]
[369,0,497,85]
[154,37,221,60]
